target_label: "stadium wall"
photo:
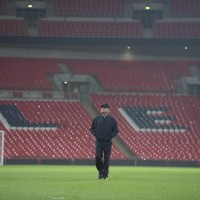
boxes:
[1,36,200,61]
[4,158,199,167]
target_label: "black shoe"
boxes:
[102,174,108,180]
[98,174,102,179]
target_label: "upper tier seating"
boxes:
[0,19,28,36]
[39,20,142,38]
[0,100,126,160]
[154,21,200,38]
[0,0,6,14]
[125,0,171,3]
[67,59,191,92]
[172,0,200,17]
[0,57,61,90]
[91,93,200,161]
[54,0,124,17]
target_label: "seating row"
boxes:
[54,0,200,17]
[1,94,200,161]
[0,57,61,90]
[0,18,200,38]
[0,19,28,36]
[39,19,200,38]
[39,20,142,37]
[154,21,200,38]
[1,0,199,18]
[0,100,126,160]
[1,58,192,92]
[67,59,191,92]
[172,0,200,17]
[91,93,200,161]
[54,0,124,17]
[0,0,6,14]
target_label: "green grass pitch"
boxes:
[0,165,199,200]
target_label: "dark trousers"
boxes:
[95,140,112,176]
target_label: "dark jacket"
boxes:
[90,115,118,142]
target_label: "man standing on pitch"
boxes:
[90,103,118,180]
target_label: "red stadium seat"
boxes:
[54,0,124,17]
[0,100,126,160]
[0,57,62,90]
[66,59,191,92]
[154,21,200,38]
[0,19,28,36]
[172,0,200,17]
[0,0,6,14]
[39,20,142,38]
[91,93,200,161]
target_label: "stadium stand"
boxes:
[0,19,28,36]
[0,100,127,160]
[67,59,191,92]
[125,0,171,3]
[91,93,200,161]
[0,0,6,14]
[39,20,142,38]
[0,56,199,163]
[54,0,124,17]
[172,0,200,17]
[154,21,200,38]
[1,0,200,166]
[0,57,61,90]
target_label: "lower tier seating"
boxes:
[91,93,200,161]
[0,100,126,160]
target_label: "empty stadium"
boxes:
[1,0,200,167]
[1,1,200,200]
